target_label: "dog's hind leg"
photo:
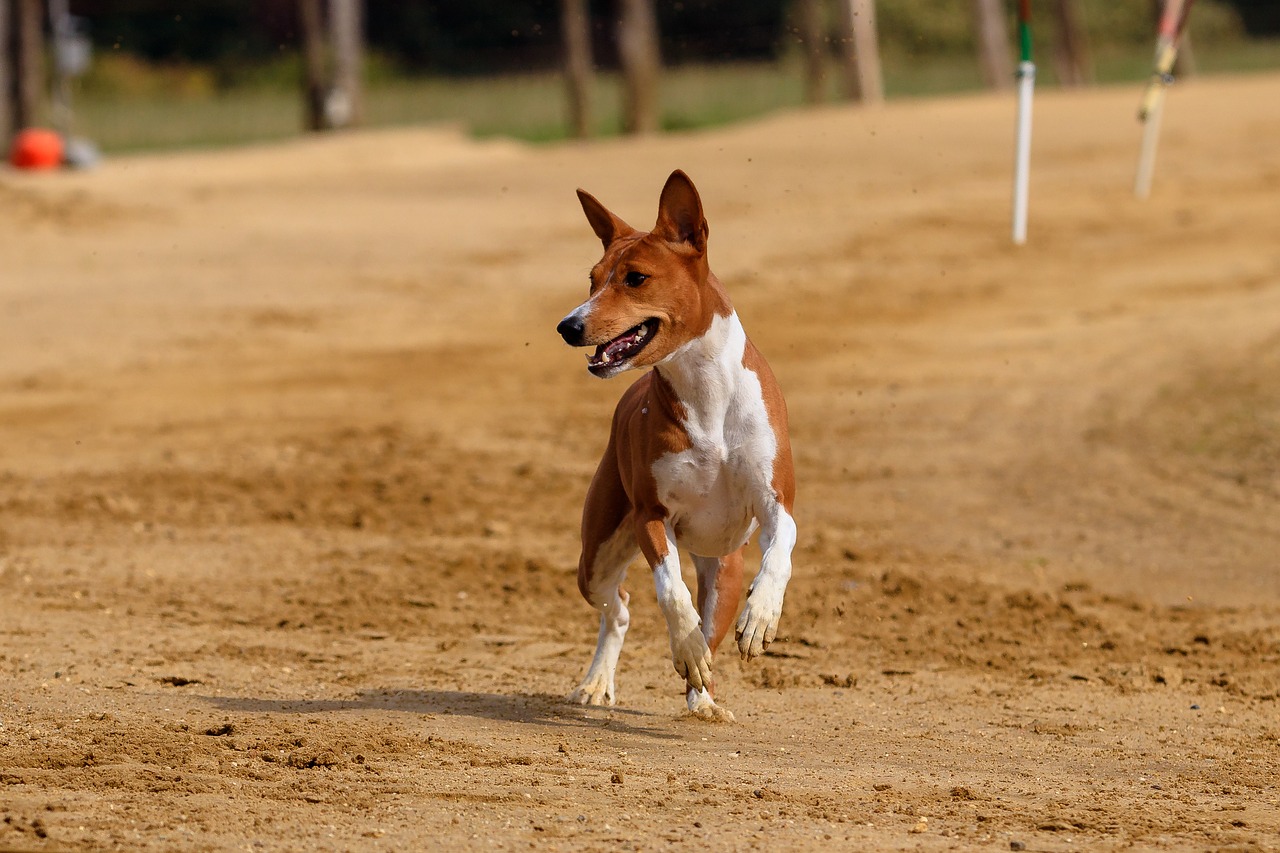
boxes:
[568,524,636,706]
[568,445,636,707]
[694,549,745,654]
[678,550,744,723]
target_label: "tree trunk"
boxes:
[561,0,593,137]
[839,0,883,104]
[13,0,42,128]
[617,0,659,135]
[797,0,827,105]
[328,0,363,127]
[971,0,1013,91]
[298,0,328,131]
[1050,0,1092,86]
[47,0,71,134]
[0,0,10,144]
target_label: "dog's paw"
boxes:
[736,585,785,659]
[567,674,615,706]
[685,688,735,723]
[669,628,713,692]
[686,703,736,723]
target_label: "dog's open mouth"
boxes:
[587,318,658,374]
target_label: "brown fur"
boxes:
[565,170,795,701]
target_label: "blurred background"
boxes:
[2,0,1279,155]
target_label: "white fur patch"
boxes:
[736,508,795,658]
[686,686,735,723]
[652,521,712,691]
[651,312,779,558]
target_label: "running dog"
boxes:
[556,170,797,721]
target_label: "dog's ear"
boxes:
[577,189,634,249]
[653,170,708,254]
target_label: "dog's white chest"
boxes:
[652,440,762,557]
[650,313,777,557]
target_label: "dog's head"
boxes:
[557,170,724,379]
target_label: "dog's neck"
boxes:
[656,306,747,442]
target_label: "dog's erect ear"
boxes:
[577,188,634,249]
[653,170,708,254]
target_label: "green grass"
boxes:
[69,39,1280,155]
[75,89,304,153]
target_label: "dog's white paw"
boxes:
[567,674,615,706]
[736,584,785,659]
[669,627,713,692]
[686,688,735,723]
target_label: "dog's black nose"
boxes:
[557,315,585,346]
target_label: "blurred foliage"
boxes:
[77,53,219,98]
[65,0,1265,85]
[878,1,1242,58]
[656,1,787,64]
[72,0,297,85]
[364,1,560,74]
[1231,0,1280,35]
[71,35,1280,154]
[70,0,787,77]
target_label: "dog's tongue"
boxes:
[590,325,645,366]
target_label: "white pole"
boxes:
[1012,60,1035,246]
[1133,90,1165,199]
[1134,0,1189,199]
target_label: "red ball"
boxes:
[9,128,65,170]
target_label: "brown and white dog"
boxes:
[556,170,797,721]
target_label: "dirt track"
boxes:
[2,73,1279,851]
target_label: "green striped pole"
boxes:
[1018,0,1033,65]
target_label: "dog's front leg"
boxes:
[736,504,796,659]
[636,516,712,691]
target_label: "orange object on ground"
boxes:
[9,128,65,170]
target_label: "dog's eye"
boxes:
[624,271,649,287]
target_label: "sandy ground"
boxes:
[2,73,1279,852]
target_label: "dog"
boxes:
[555,170,797,721]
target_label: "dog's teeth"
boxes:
[601,352,611,363]
[636,327,647,339]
